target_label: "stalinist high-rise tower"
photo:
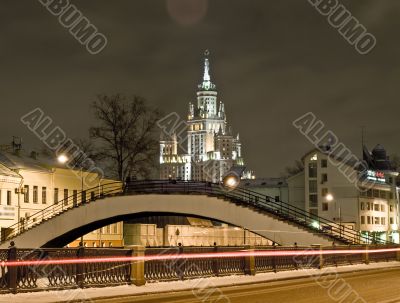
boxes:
[160,51,252,182]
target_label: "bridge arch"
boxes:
[1,194,334,248]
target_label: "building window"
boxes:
[390,217,394,224]
[390,205,394,212]
[321,174,328,183]
[42,187,47,204]
[361,216,365,224]
[321,159,327,168]
[309,194,318,208]
[381,217,386,225]
[24,185,29,203]
[381,205,385,212]
[54,188,59,204]
[367,216,371,224]
[310,208,318,217]
[7,191,12,205]
[367,202,371,211]
[360,202,365,210]
[321,188,328,197]
[373,190,379,198]
[33,186,38,204]
[113,224,118,234]
[322,202,328,211]
[309,180,317,193]
[64,189,68,206]
[374,204,380,211]
[73,190,78,206]
[308,162,317,178]
[374,217,380,225]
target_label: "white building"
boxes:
[295,144,399,243]
[0,145,123,247]
[242,177,305,211]
[160,51,252,182]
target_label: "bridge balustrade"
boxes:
[0,244,399,294]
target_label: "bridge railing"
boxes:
[2,179,387,245]
[1,182,123,243]
[0,244,398,293]
[124,180,381,245]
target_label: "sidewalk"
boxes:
[2,261,400,303]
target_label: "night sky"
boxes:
[1,0,399,177]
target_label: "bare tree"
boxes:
[89,94,161,181]
[283,160,304,177]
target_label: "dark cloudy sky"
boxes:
[1,0,399,177]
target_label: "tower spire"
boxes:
[203,49,211,82]
[198,49,216,91]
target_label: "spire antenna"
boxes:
[198,49,216,91]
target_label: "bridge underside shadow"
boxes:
[2,194,334,248]
[44,211,265,247]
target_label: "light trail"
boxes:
[2,247,399,267]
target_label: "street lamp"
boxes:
[326,193,342,238]
[57,154,84,246]
[57,154,68,164]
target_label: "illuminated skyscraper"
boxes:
[160,51,251,182]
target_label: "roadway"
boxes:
[87,268,400,303]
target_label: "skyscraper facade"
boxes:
[160,51,250,182]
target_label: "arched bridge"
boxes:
[0,180,373,248]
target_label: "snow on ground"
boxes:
[2,261,400,303]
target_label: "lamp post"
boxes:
[326,193,342,238]
[57,154,84,246]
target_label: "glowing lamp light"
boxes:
[57,155,69,164]
[311,221,320,229]
[224,176,239,189]
[326,194,334,202]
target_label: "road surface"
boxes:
[88,268,400,303]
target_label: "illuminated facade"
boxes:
[160,51,249,182]
[301,144,400,243]
[0,147,123,247]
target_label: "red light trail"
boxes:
[2,247,399,267]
